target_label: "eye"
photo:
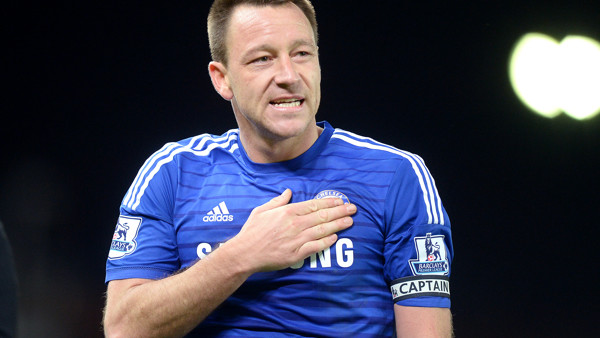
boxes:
[252,56,271,64]
[292,50,314,61]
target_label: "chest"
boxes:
[172,164,391,271]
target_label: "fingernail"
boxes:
[347,204,357,212]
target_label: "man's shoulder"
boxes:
[329,128,419,163]
[159,129,240,161]
[120,129,242,211]
[135,129,241,177]
[173,129,240,151]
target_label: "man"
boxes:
[103,0,454,337]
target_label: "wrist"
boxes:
[206,236,257,279]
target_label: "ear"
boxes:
[208,61,233,101]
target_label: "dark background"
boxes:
[3,1,598,337]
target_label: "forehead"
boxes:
[226,3,315,51]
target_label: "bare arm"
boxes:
[103,189,356,337]
[394,305,453,338]
[104,250,251,338]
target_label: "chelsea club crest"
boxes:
[314,190,350,204]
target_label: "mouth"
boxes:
[270,98,304,108]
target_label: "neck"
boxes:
[239,124,322,163]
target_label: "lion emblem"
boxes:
[425,233,442,261]
[114,222,130,241]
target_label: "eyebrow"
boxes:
[241,39,317,61]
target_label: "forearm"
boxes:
[104,242,253,338]
[104,192,355,337]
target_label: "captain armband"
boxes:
[389,275,450,302]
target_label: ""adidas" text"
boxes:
[203,201,233,222]
[202,214,234,222]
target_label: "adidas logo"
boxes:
[202,201,234,222]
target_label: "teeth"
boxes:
[272,99,301,107]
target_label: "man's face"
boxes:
[220,3,321,143]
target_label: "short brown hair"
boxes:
[207,0,318,65]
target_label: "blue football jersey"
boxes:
[106,121,453,337]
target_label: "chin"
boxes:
[263,118,313,140]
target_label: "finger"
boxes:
[293,197,345,216]
[252,189,292,214]
[304,202,357,226]
[297,234,339,258]
[305,214,354,241]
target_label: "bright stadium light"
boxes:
[509,33,600,120]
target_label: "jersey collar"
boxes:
[236,121,334,173]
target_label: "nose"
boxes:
[274,55,300,86]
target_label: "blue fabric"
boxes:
[106,121,453,336]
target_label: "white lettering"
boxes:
[390,277,451,301]
[290,260,304,269]
[202,214,234,222]
[336,238,354,268]
[310,247,331,268]
[197,238,355,269]
[196,243,212,259]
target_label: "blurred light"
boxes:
[509,33,600,120]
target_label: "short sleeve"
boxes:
[105,148,181,283]
[383,156,453,308]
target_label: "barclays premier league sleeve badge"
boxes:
[408,233,449,276]
[108,215,142,260]
[389,233,451,302]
